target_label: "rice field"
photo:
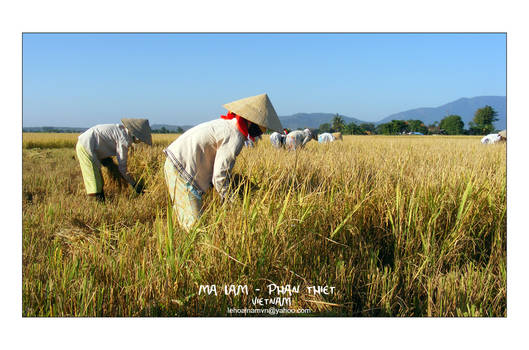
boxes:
[22,133,506,316]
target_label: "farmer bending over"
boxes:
[163,93,283,231]
[270,128,291,149]
[285,128,316,150]
[76,118,152,202]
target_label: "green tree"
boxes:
[319,123,332,133]
[394,120,408,134]
[344,122,364,135]
[331,114,346,132]
[376,123,391,135]
[176,126,184,133]
[439,115,464,135]
[469,105,498,134]
[360,123,376,134]
[343,123,352,135]
[427,121,445,135]
[406,119,428,134]
[376,120,408,135]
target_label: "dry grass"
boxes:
[22,133,506,316]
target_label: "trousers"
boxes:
[163,158,203,231]
[76,142,103,194]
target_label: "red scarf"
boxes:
[220,111,253,141]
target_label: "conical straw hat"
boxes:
[498,129,506,139]
[223,93,283,133]
[121,118,152,145]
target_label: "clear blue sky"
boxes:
[23,33,506,127]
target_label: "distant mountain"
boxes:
[376,96,506,130]
[23,96,506,133]
[279,113,368,130]
[277,96,506,131]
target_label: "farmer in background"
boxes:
[76,118,152,202]
[480,131,506,144]
[270,131,285,149]
[285,128,316,150]
[163,93,283,231]
[270,128,290,149]
[318,132,336,143]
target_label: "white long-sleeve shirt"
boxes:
[481,134,502,144]
[285,129,313,150]
[78,124,135,185]
[270,132,286,148]
[318,133,336,143]
[164,118,245,199]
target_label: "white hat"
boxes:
[223,93,283,133]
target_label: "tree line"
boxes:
[151,126,185,134]
[314,105,500,136]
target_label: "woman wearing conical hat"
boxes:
[76,118,152,202]
[163,93,283,231]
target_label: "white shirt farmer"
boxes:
[480,134,502,144]
[77,124,135,185]
[285,129,313,150]
[164,118,246,200]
